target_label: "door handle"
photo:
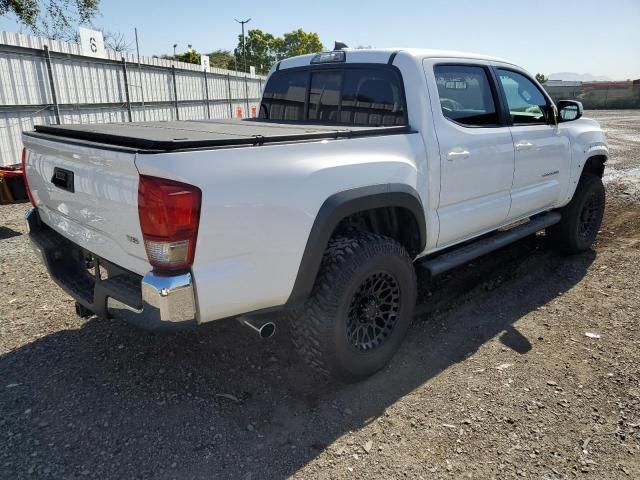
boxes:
[515,141,534,151]
[446,150,470,161]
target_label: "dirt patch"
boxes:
[589,110,640,171]
[1,111,639,479]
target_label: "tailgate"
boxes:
[23,134,151,275]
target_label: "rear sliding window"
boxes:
[259,70,307,121]
[260,67,406,126]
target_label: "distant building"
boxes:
[544,80,582,87]
[582,80,639,87]
[542,78,640,109]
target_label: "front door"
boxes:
[424,61,515,247]
[494,68,571,220]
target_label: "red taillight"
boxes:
[138,175,201,272]
[22,147,36,207]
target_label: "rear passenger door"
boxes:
[423,60,515,247]
[494,68,571,220]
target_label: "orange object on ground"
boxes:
[0,164,28,203]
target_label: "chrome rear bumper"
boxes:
[26,208,197,331]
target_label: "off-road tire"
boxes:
[547,173,605,253]
[290,233,417,382]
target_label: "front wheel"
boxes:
[290,233,417,382]
[547,174,605,253]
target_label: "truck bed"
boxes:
[29,119,412,152]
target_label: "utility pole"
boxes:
[173,43,177,57]
[234,18,251,73]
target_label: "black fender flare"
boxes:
[581,154,607,178]
[285,184,426,307]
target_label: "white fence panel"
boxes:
[0,31,266,166]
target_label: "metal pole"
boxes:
[121,57,133,122]
[203,70,211,119]
[135,28,146,121]
[234,18,251,73]
[171,65,179,120]
[227,73,233,118]
[43,45,61,125]
[242,23,246,73]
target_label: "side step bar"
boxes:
[417,212,561,277]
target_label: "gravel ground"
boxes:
[1,111,639,479]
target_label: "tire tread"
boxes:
[289,233,415,379]
[547,173,605,253]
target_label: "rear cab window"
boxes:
[259,70,307,121]
[260,66,407,126]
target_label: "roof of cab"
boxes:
[274,48,514,73]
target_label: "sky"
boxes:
[1,0,639,79]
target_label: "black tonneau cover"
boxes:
[33,119,412,152]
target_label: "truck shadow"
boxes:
[0,236,595,479]
[0,226,21,239]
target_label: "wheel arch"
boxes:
[286,184,426,307]
[564,152,608,204]
[581,154,608,179]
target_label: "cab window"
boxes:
[496,69,549,125]
[259,70,307,121]
[340,69,405,126]
[308,72,342,122]
[433,65,499,127]
[259,67,406,126]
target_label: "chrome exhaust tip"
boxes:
[237,316,276,338]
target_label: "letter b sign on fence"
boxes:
[79,27,105,58]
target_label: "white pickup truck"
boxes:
[23,47,608,381]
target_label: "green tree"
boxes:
[234,29,277,74]
[535,73,548,84]
[161,46,202,65]
[207,49,235,70]
[0,0,99,39]
[281,28,323,57]
[234,28,324,74]
[174,46,200,65]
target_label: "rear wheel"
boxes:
[290,233,417,382]
[547,174,605,253]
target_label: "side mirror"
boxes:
[557,100,583,122]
